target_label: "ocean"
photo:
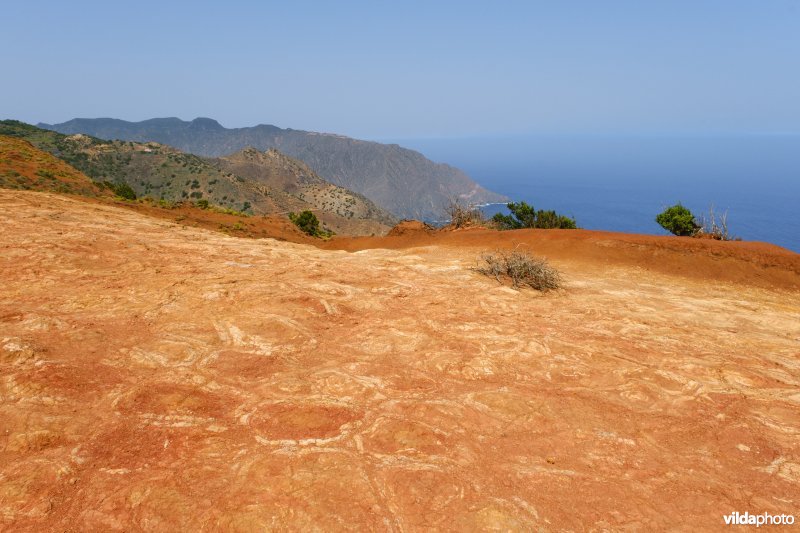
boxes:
[393,135,800,253]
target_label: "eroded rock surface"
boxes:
[1,191,798,531]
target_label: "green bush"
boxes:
[289,210,322,237]
[103,180,136,200]
[492,201,576,230]
[35,169,55,179]
[196,199,209,209]
[656,204,698,236]
[158,199,177,209]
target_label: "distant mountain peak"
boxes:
[189,117,223,130]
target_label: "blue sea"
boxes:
[394,135,800,253]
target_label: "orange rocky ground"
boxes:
[1,190,799,531]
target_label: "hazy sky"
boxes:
[2,0,799,138]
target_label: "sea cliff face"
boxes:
[41,117,508,220]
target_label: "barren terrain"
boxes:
[1,190,798,531]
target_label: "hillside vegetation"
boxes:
[0,135,110,197]
[0,121,391,235]
[40,117,508,219]
[214,147,396,227]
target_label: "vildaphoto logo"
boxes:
[723,512,795,527]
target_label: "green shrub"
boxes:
[656,204,698,236]
[289,210,322,237]
[196,199,209,209]
[158,199,178,209]
[35,169,55,179]
[103,180,136,200]
[492,201,576,230]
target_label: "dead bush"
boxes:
[475,248,561,291]
[444,197,485,228]
[695,205,738,241]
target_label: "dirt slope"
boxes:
[325,225,800,291]
[1,190,798,531]
[0,136,110,197]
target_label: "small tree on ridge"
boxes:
[656,204,699,236]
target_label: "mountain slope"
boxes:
[1,121,391,235]
[214,147,396,227]
[0,135,110,198]
[40,117,508,219]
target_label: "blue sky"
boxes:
[2,0,799,138]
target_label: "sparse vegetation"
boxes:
[475,248,561,291]
[492,201,577,230]
[0,121,266,214]
[35,169,55,179]
[0,135,107,197]
[157,199,177,209]
[695,205,738,241]
[443,197,486,228]
[210,205,249,217]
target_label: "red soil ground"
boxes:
[1,190,798,531]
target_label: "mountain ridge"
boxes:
[39,117,508,219]
[2,120,393,235]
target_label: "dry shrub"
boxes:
[444,197,485,228]
[695,205,738,241]
[475,248,561,291]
